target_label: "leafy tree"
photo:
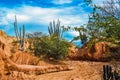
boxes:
[71,26,88,46]
[101,0,120,43]
[84,0,120,45]
[101,0,120,20]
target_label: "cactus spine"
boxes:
[14,16,25,51]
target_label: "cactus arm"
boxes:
[19,27,22,48]
[23,25,25,43]
[50,22,53,35]
[53,20,56,33]
[48,26,51,35]
[14,16,20,41]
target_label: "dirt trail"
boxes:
[3,60,119,80]
[35,61,110,80]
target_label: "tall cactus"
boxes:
[48,19,64,40]
[48,19,64,48]
[14,16,20,41]
[14,16,25,51]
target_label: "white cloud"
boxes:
[68,31,79,36]
[92,0,104,7]
[6,12,30,23]
[1,5,88,26]
[0,5,89,36]
[52,0,72,4]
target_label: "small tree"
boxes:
[84,0,120,47]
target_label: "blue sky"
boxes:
[0,0,104,44]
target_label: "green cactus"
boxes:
[48,19,64,40]
[14,16,25,51]
[14,16,20,41]
[48,19,64,48]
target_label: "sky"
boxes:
[0,0,104,46]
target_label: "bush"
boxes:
[33,35,71,60]
[26,32,44,52]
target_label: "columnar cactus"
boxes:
[48,19,64,48]
[48,19,64,39]
[103,65,120,80]
[14,16,25,51]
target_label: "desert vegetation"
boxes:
[0,0,120,80]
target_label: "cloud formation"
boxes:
[1,0,104,41]
[0,4,89,36]
[52,0,72,4]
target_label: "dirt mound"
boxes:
[68,42,112,61]
[10,51,56,66]
[0,30,7,37]
[0,36,11,57]
[10,52,39,65]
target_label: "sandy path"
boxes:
[35,61,109,80]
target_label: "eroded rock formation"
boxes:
[68,42,111,61]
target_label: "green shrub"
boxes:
[30,20,71,60]
[33,35,71,60]
[26,32,44,52]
